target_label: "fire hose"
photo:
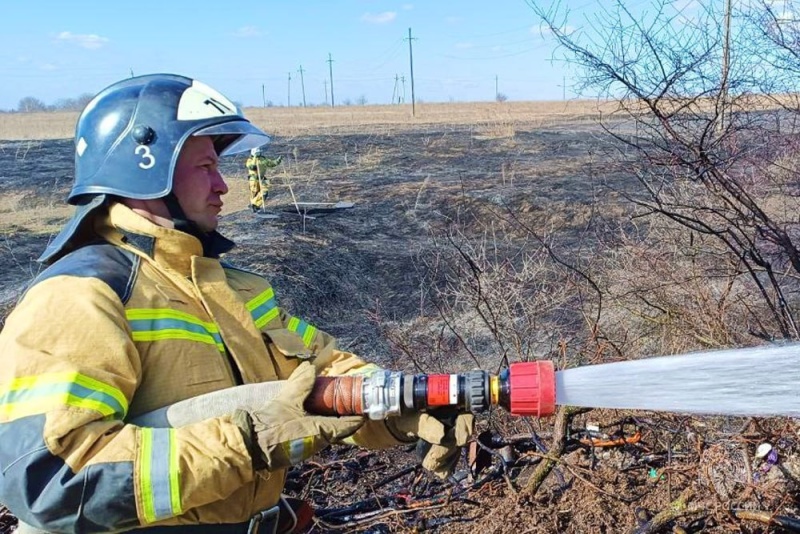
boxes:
[130,361,556,427]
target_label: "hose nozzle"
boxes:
[305,361,556,419]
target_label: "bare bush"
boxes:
[376,200,610,376]
[532,0,800,343]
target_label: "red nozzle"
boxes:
[508,361,556,417]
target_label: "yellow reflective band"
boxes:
[283,436,313,465]
[245,287,275,311]
[0,372,128,422]
[140,428,156,523]
[131,330,223,351]
[246,288,280,329]
[302,325,317,347]
[286,317,318,348]
[127,309,225,352]
[127,308,218,327]
[169,431,182,516]
[139,428,182,523]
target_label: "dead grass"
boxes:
[0,192,72,234]
[5,95,796,141]
[0,100,617,141]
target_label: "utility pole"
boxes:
[406,28,417,116]
[327,53,335,108]
[392,74,399,104]
[324,79,329,106]
[719,0,732,132]
[298,65,307,107]
[495,74,499,101]
[400,75,406,103]
[262,84,266,107]
[130,68,135,78]
[287,72,292,107]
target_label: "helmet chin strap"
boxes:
[162,192,194,234]
[162,192,233,258]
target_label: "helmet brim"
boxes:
[193,120,271,156]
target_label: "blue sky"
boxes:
[0,1,704,110]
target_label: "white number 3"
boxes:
[135,145,156,170]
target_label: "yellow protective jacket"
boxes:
[0,202,400,532]
[245,155,280,181]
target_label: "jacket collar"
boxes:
[95,202,234,276]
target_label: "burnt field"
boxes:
[1,120,799,533]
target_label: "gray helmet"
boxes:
[39,73,270,263]
[71,73,270,201]
[250,146,265,157]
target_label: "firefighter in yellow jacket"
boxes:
[246,146,281,213]
[0,74,472,534]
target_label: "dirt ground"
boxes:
[0,121,798,533]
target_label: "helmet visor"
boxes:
[193,120,271,156]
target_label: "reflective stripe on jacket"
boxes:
[0,202,393,532]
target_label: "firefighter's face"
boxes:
[172,136,229,232]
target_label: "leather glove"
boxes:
[387,411,474,479]
[236,362,364,471]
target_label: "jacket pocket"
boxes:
[264,329,314,360]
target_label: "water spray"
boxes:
[131,344,800,428]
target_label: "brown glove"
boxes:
[387,411,474,479]
[237,362,364,471]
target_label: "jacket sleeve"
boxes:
[0,276,254,533]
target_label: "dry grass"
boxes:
[0,100,618,141]
[0,192,72,235]
[4,95,796,141]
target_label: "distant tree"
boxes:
[53,98,70,111]
[356,95,368,106]
[75,92,94,110]
[17,96,46,113]
[495,92,508,102]
[52,93,94,111]
[342,98,353,106]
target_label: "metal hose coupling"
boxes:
[304,361,556,420]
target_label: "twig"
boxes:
[629,487,704,534]
[733,510,800,532]
[519,406,590,499]
[562,463,643,504]
[372,466,418,490]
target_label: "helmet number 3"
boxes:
[135,145,156,170]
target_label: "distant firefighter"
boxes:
[246,146,282,212]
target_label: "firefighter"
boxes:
[246,146,282,213]
[0,73,473,534]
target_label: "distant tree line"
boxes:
[1,93,95,113]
